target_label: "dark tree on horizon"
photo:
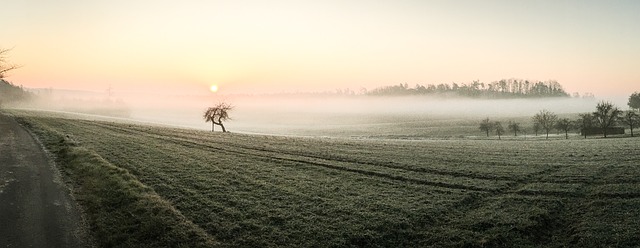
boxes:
[621,110,640,137]
[479,118,493,137]
[532,122,541,136]
[495,121,504,140]
[508,121,521,136]
[576,113,595,139]
[629,92,640,111]
[593,101,622,138]
[203,102,233,132]
[555,118,573,139]
[533,109,558,139]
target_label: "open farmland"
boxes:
[9,110,640,247]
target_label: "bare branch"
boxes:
[0,47,21,79]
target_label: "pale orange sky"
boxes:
[2,0,639,97]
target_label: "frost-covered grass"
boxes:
[9,109,640,247]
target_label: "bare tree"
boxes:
[507,121,520,136]
[532,122,541,136]
[620,110,640,137]
[479,118,493,137]
[576,113,594,139]
[495,121,504,140]
[0,48,20,79]
[593,101,622,138]
[203,102,233,132]
[532,109,557,139]
[555,118,573,139]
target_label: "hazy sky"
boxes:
[2,0,639,96]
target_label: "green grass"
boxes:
[8,109,640,247]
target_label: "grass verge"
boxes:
[13,114,217,248]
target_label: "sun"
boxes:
[209,85,218,93]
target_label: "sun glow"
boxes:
[210,85,219,93]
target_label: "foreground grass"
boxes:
[9,110,640,247]
[9,112,216,248]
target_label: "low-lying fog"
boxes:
[23,89,624,138]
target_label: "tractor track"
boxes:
[63,120,640,200]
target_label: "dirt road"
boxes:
[0,112,91,247]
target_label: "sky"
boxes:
[2,0,639,96]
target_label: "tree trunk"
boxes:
[211,122,215,132]
[486,130,489,137]
[217,117,227,132]
[546,130,549,139]
[565,130,568,139]
[630,124,634,137]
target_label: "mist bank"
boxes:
[16,88,620,138]
[211,95,604,137]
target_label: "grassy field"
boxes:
[8,110,640,247]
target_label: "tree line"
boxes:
[0,79,32,107]
[368,79,572,98]
[0,48,31,107]
[480,95,640,139]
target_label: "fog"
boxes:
[21,89,626,137]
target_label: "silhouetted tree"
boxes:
[593,101,622,138]
[0,48,20,79]
[479,118,493,137]
[555,118,573,139]
[576,113,595,139]
[495,121,504,140]
[620,110,640,137]
[533,109,557,139]
[203,102,233,132]
[629,92,640,111]
[532,122,541,136]
[508,121,521,136]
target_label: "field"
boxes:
[8,110,640,247]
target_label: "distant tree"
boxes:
[576,113,595,139]
[593,101,622,138]
[507,121,520,136]
[203,102,233,132]
[555,118,573,139]
[620,110,640,137]
[629,92,640,111]
[479,118,493,137]
[532,109,557,139]
[532,122,541,136]
[494,121,504,140]
[0,48,20,79]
